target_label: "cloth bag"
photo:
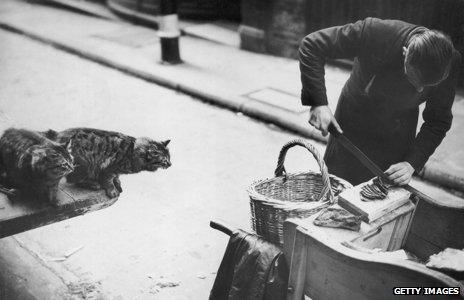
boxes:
[209,229,288,300]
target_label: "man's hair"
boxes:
[407,30,454,85]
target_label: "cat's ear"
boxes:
[57,140,72,152]
[65,140,73,153]
[162,140,171,147]
[44,129,58,140]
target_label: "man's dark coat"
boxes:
[299,17,461,185]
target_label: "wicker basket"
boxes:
[248,139,352,246]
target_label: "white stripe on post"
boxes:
[158,14,180,38]
[159,1,181,64]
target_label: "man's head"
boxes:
[403,30,454,92]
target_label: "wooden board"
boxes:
[349,203,414,252]
[0,182,118,239]
[404,194,464,261]
[284,201,415,259]
[298,227,464,300]
[338,180,411,223]
[284,210,464,300]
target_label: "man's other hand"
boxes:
[385,162,415,186]
[308,105,342,136]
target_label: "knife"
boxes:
[327,125,433,202]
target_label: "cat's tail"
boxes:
[42,129,59,140]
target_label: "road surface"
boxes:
[0,28,323,299]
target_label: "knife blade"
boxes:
[327,125,433,201]
[329,128,388,181]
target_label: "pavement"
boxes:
[0,0,463,194]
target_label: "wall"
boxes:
[107,0,240,20]
[240,0,464,84]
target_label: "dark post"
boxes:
[159,0,182,64]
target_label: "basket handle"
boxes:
[274,139,334,203]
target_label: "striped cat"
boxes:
[44,128,171,198]
[0,128,74,205]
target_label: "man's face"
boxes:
[402,46,448,92]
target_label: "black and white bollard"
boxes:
[159,0,182,64]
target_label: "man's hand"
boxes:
[385,162,415,186]
[308,105,342,136]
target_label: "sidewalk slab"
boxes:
[0,237,72,300]
[0,0,463,193]
[182,21,240,48]
[421,101,464,192]
[43,0,121,21]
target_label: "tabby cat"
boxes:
[44,128,171,198]
[0,128,74,205]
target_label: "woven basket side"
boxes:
[249,174,352,245]
[249,199,330,246]
[250,173,351,204]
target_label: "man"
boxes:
[299,17,461,186]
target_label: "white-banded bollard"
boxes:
[159,0,181,64]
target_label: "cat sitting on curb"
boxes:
[0,128,74,205]
[44,128,171,198]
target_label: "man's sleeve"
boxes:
[299,19,368,107]
[404,51,462,172]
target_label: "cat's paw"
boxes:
[9,188,19,196]
[48,197,61,207]
[5,188,20,200]
[105,187,120,199]
[43,190,60,206]
[113,177,122,193]
[76,181,102,191]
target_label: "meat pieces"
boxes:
[360,177,390,201]
[313,207,362,231]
